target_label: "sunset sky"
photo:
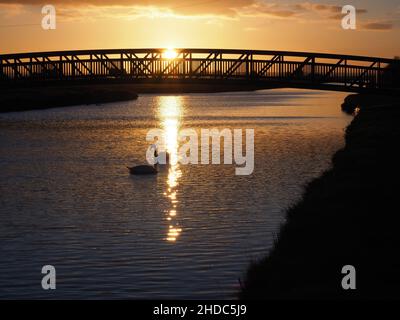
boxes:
[0,0,399,58]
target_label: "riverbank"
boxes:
[0,84,139,112]
[0,81,280,113]
[241,93,400,299]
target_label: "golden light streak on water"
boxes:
[157,96,183,242]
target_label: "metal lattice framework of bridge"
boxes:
[0,49,398,92]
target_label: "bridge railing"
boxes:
[0,49,398,91]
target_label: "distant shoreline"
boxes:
[240,93,400,299]
[0,81,283,113]
[0,84,139,113]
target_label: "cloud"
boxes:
[0,0,305,21]
[0,3,26,17]
[0,1,356,19]
[295,2,367,19]
[0,0,256,17]
[362,21,393,31]
[236,1,370,23]
[0,0,389,29]
[237,3,299,19]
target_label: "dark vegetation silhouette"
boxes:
[383,57,400,88]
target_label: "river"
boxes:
[0,89,351,299]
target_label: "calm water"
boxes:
[0,89,351,299]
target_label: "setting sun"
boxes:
[164,48,178,59]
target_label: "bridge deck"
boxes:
[1,49,399,93]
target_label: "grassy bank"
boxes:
[0,84,139,112]
[241,93,400,299]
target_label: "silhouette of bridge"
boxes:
[1,49,399,93]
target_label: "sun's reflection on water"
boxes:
[158,96,183,242]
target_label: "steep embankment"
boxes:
[241,94,400,299]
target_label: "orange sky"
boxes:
[0,1,399,58]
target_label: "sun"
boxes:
[164,48,178,59]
